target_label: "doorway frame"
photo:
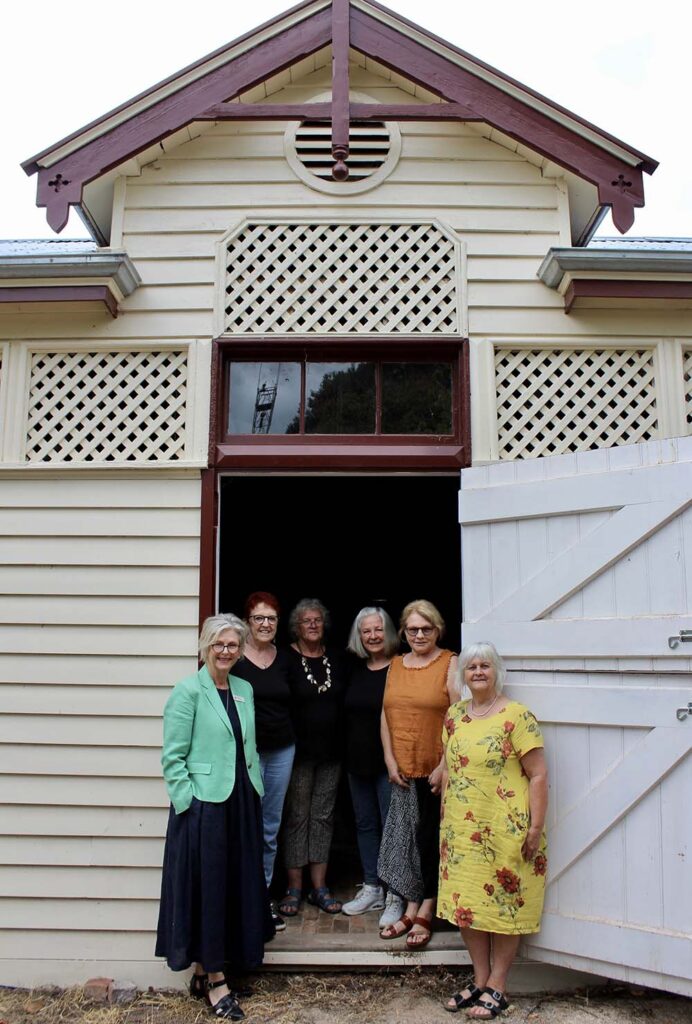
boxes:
[200,336,471,624]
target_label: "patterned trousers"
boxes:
[282,758,341,868]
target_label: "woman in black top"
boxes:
[341,607,403,925]
[279,598,346,916]
[232,592,294,933]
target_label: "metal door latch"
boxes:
[676,702,692,722]
[668,630,692,650]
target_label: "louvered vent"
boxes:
[285,116,401,194]
[294,120,391,182]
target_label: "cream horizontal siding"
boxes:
[0,475,199,983]
[0,835,164,866]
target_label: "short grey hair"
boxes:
[199,613,248,664]
[288,598,331,640]
[347,607,399,659]
[458,641,507,695]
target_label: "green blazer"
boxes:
[161,664,264,815]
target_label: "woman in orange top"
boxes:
[378,599,458,949]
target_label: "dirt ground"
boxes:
[1,973,690,1024]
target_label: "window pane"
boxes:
[228,362,301,434]
[381,363,452,434]
[305,362,375,434]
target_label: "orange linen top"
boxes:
[382,649,454,778]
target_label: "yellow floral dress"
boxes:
[438,700,547,934]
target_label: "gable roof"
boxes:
[22,0,657,239]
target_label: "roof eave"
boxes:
[539,247,692,289]
[0,251,141,297]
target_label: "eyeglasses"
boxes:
[405,626,435,637]
[211,642,240,654]
[299,617,323,626]
[250,615,278,624]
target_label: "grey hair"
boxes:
[457,641,507,695]
[288,598,331,640]
[347,607,399,659]
[199,613,248,664]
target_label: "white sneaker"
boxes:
[341,883,385,915]
[378,891,406,928]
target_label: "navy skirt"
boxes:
[155,696,274,972]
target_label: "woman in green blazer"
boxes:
[155,614,274,1021]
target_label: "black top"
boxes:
[344,663,389,777]
[285,646,347,763]
[232,649,295,753]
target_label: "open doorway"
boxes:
[218,473,461,650]
[217,472,461,897]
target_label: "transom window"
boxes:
[227,359,454,436]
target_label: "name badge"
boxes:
[233,694,246,703]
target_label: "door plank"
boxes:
[527,911,692,986]
[464,617,692,658]
[478,498,690,622]
[460,461,692,525]
[505,684,692,729]
[547,727,690,882]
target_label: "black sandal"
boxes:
[206,979,245,1021]
[468,987,509,1019]
[190,973,208,1001]
[445,984,482,1012]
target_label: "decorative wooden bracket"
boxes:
[331,0,351,180]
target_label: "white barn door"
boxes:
[460,437,692,996]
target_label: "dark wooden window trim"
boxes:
[210,336,470,469]
[564,279,692,312]
[0,285,118,317]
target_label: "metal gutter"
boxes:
[538,246,692,289]
[0,251,141,296]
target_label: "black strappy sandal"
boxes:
[206,979,245,1021]
[468,987,509,1019]
[445,984,482,1012]
[190,972,208,1000]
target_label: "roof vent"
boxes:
[285,117,401,195]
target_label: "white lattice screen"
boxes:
[684,347,692,430]
[25,351,187,463]
[495,348,658,460]
[224,223,460,334]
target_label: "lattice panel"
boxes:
[495,348,658,460]
[224,223,460,334]
[25,351,188,462]
[684,347,692,430]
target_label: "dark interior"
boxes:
[217,472,461,893]
[218,473,461,650]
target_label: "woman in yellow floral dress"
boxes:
[438,642,548,1019]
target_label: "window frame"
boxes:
[211,337,471,469]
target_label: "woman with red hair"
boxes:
[233,592,294,932]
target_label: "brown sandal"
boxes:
[380,913,413,939]
[405,915,433,949]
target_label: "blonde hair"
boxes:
[198,613,248,664]
[399,599,445,640]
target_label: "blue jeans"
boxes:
[259,743,295,887]
[347,771,392,886]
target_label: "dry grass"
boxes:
[2,973,690,1024]
[0,971,456,1024]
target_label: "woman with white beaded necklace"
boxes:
[279,598,347,917]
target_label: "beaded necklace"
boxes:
[300,650,332,693]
